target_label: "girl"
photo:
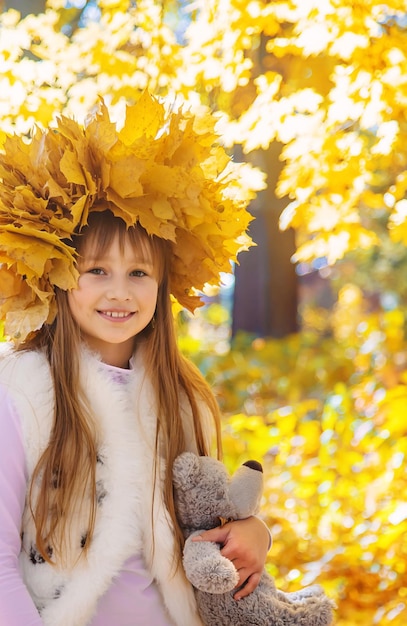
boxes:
[0,94,270,626]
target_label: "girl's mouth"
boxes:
[98,311,134,319]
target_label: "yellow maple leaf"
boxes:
[120,89,165,144]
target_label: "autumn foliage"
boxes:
[1,1,407,624]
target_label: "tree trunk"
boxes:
[4,0,46,16]
[232,141,298,338]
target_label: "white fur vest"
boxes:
[0,345,204,626]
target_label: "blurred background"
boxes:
[1,1,407,623]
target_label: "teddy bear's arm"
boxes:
[183,531,239,595]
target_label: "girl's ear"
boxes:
[228,461,264,518]
[172,452,200,491]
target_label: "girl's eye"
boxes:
[130,270,147,277]
[88,268,105,275]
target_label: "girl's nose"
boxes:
[106,277,132,301]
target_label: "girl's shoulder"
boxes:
[0,344,49,386]
[0,341,13,358]
[0,342,46,362]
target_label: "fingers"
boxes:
[191,526,229,543]
[234,571,262,600]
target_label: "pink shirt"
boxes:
[0,366,173,626]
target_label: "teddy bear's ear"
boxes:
[229,461,264,518]
[172,452,201,491]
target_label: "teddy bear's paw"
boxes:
[275,587,336,625]
[184,552,239,594]
[285,584,324,601]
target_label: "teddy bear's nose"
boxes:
[244,460,263,473]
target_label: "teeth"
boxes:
[104,311,130,318]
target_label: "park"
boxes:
[1,1,406,623]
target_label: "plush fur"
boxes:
[173,452,335,626]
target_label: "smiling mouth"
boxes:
[99,311,134,319]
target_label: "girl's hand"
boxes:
[192,516,271,600]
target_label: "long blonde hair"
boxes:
[21,210,222,563]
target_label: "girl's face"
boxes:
[68,232,159,368]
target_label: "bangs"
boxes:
[73,210,169,283]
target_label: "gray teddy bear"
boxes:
[173,452,335,626]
